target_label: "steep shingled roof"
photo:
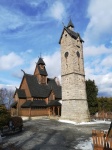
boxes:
[48,100,61,106]
[31,100,47,108]
[47,78,62,99]
[59,19,84,44]
[37,58,45,65]
[66,27,84,42]
[21,100,32,108]
[59,26,84,44]
[11,101,17,108]
[24,74,51,98]
[21,100,61,108]
[15,89,26,99]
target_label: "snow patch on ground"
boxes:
[59,119,111,125]
[75,138,93,150]
[59,119,110,150]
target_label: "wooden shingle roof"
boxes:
[25,74,51,98]
[37,58,45,65]
[59,25,84,44]
[31,100,47,108]
[21,100,32,108]
[21,100,61,108]
[48,100,61,107]
[16,89,26,99]
[47,78,62,99]
[11,101,17,108]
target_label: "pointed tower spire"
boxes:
[37,57,45,65]
[34,57,48,85]
[67,19,74,30]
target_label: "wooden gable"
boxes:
[48,91,55,101]
[19,76,31,98]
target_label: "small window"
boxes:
[76,51,80,58]
[65,34,67,37]
[65,52,69,58]
[76,45,80,48]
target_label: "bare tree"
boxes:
[6,89,14,109]
[0,88,14,109]
[0,88,7,105]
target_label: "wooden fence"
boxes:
[92,112,112,120]
[92,130,112,150]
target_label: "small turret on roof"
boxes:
[67,19,74,28]
[37,57,45,65]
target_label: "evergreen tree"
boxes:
[97,97,112,112]
[0,105,11,130]
[86,79,98,115]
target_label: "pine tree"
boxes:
[86,79,98,115]
[0,105,11,130]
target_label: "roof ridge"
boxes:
[25,73,33,76]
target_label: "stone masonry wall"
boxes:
[60,28,90,122]
[61,100,90,122]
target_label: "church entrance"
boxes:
[50,106,61,116]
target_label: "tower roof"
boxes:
[67,19,74,28]
[37,58,45,65]
[59,26,84,44]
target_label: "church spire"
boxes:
[67,19,74,30]
[37,57,45,65]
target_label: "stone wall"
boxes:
[60,27,90,122]
[61,100,90,122]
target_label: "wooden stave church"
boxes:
[11,57,62,117]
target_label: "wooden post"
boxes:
[16,101,19,116]
[29,108,31,118]
[49,107,50,118]
[58,107,60,116]
[53,107,55,116]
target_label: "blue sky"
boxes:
[0,0,112,96]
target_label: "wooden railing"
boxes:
[92,130,112,150]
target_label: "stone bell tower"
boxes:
[59,19,90,122]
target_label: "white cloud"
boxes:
[85,56,112,96]
[101,55,112,67]
[44,51,61,79]
[84,44,112,56]
[20,49,33,56]
[48,1,66,21]
[84,0,112,43]
[85,72,112,96]
[83,0,112,96]
[0,52,24,70]
[0,6,25,32]
[26,0,42,7]
[26,49,33,53]
[24,50,61,80]
[0,76,20,90]
[0,84,16,91]
[83,43,112,96]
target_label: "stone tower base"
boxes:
[61,100,90,123]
